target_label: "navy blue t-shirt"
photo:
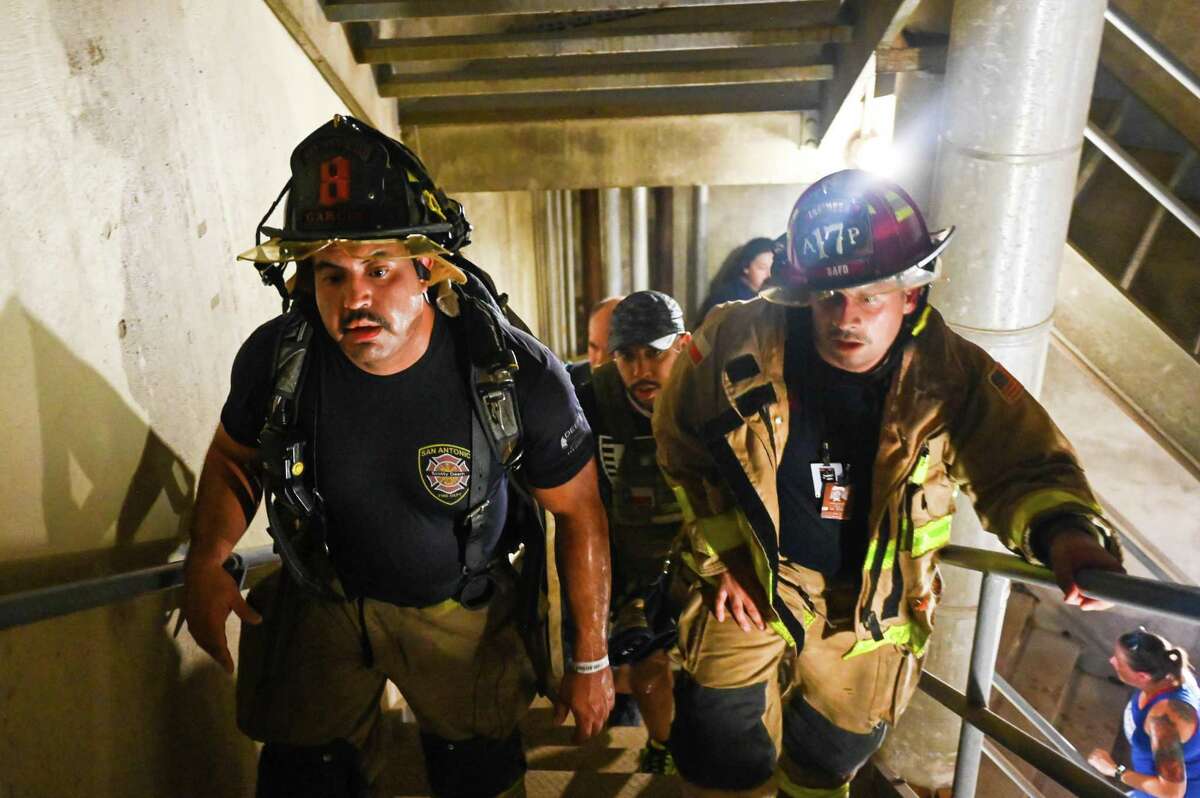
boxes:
[776,308,898,585]
[221,306,592,607]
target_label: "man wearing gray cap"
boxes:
[575,290,692,774]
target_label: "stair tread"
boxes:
[527,744,646,772]
[376,707,656,796]
[522,706,650,748]
[388,770,678,798]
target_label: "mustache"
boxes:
[827,327,869,345]
[631,380,660,393]
[340,309,391,333]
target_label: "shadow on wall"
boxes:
[0,590,258,798]
[0,299,257,795]
[0,299,195,593]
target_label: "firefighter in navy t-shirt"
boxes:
[182,116,613,798]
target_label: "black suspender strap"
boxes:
[259,311,340,601]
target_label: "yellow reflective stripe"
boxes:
[770,618,797,648]
[671,485,697,523]
[912,514,953,557]
[843,621,930,659]
[694,509,747,553]
[910,305,932,337]
[862,533,897,572]
[862,536,879,573]
[427,597,462,616]
[1010,488,1103,560]
[800,604,816,630]
[909,452,930,485]
[880,535,898,571]
[778,768,850,798]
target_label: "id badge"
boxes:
[820,482,853,520]
[809,462,845,498]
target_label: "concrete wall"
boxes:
[456,191,542,337]
[408,112,829,193]
[0,4,532,797]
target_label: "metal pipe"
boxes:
[913,2,1109,789]
[938,545,1200,625]
[602,187,624,297]
[1121,149,1198,289]
[543,190,563,354]
[992,674,1088,768]
[631,186,650,291]
[1085,123,1200,240]
[1075,95,1131,199]
[561,190,578,355]
[952,573,1011,798]
[1104,6,1200,104]
[931,0,1108,384]
[922,671,1126,798]
[0,547,278,632]
[689,184,709,323]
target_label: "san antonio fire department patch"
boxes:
[418,444,471,505]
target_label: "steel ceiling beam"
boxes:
[394,82,822,124]
[874,44,947,74]
[324,0,823,22]
[380,62,832,98]
[352,2,841,39]
[360,25,849,63]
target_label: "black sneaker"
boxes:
[638,740,677,775]
[607,693,643,727]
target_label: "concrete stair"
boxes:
[375,698,678,797]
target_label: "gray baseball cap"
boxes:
[608,291,686,353]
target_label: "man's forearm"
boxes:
[555,506,611,661]
[186,431,261,568]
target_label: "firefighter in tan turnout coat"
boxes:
[652,170,1126,797]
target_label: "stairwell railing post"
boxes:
[951,572,1011,798]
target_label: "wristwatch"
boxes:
[1114,764,1127,780]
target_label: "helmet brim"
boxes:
[237,234,467,287]
[762,226,955,306]
[237,231,455,264]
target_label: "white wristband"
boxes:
[571,655,610,674]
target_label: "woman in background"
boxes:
[1089,628,1199,797]
[697,236,776,322]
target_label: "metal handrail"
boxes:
[923,671,1125,798]
[1105,6,1200,104]
[938,545,1200,624]
[0,546,279,632]
[932,546,1200,798]
[1083,123,1200,240]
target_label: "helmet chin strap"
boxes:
[254,180,295,313]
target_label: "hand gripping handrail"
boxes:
[0,546,279,633]
[938,544,1200,624]
[925,545,1200,798]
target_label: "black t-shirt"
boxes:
[221,307,592,607]
[776,308,898,585]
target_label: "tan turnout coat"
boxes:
[653,298,1120,656]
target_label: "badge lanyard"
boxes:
[807,370,853,522]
